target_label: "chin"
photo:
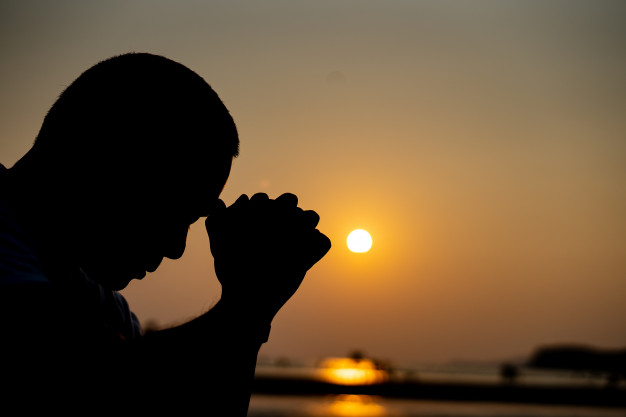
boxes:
[83,266,137,291]
[108,277,134,291]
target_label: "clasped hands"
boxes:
[205,192,331,324]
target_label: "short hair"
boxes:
[30,52,239,177]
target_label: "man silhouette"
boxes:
[0,53,331,415]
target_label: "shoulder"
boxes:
[0,193,141,339]
[96,280,143,339]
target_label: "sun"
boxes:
[347,229,372,253]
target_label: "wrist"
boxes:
[217,289,281,324]
[212,299,273,344]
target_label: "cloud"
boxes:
[326,71,346,85]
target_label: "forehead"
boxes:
[171,153,233,217]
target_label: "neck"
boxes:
[3,160,79,282]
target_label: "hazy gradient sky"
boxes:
[1,0,625,366]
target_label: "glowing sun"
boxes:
[347,229,372,253]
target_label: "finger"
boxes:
[315,231,332,255]
[250,192,270,204]
[275,192,298,207]
[300,210,320,229]
[302,230,332,269]
[230,194,250,209]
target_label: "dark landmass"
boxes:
[253,345,626,407]
[527,344,626,380]
[251,375,626,408]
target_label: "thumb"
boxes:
[209,198,227,215]
[205,199,227,234]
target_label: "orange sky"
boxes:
[1,1,625,365]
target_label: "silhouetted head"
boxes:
[11,53,238,290]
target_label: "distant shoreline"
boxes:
[251,374,626,408]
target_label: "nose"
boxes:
[163,225,189,260]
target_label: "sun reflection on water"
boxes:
[309,394,386,417]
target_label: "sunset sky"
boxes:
[1,0,625,366]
